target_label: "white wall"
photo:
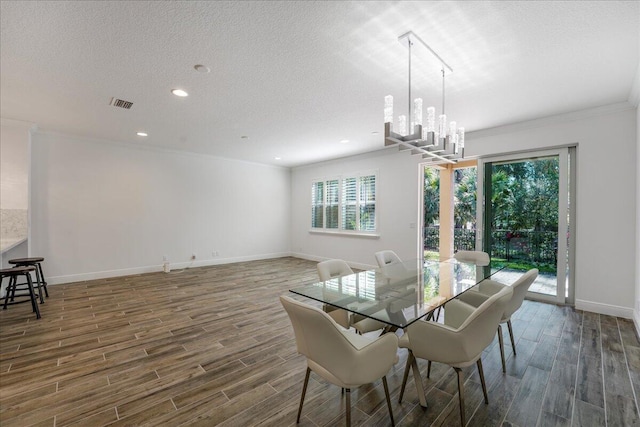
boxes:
[0,118,29,209]
[0,118,30,277]
[30,131,291,284]
[291,149,423,269]
[292,104,637,318]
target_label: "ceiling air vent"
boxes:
[109,97,133,109]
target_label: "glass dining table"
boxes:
[289,258,505,329]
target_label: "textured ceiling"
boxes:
[1,1,639,167]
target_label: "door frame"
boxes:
[476,147,576,305]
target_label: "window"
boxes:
[311,181,324,228]
[311,172,377,233]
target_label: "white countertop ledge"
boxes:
[0,237,27,254]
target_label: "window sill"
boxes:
[309,229,380,239]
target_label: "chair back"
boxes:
[407,286,512,365]
[317,259,353,281]
[280,295,397,385]
[375,250,402,268]
[503,268,538,319]
[453,250,490,266]
[457,285,513,361]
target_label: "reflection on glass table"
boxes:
[289,259,504,329]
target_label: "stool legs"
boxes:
[3,275,14,309]
[33,266,45,304]
[1,269,41,319]
[37,263,49,298]
[25,273,41,319]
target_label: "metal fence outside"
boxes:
[424,226,557,264]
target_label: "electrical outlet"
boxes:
[212,250,219,257]
[191,253,196,260]
[163,255,168,262]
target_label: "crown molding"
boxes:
[31,128,288,171]
[0,117,37,131]
[468,102,635,140]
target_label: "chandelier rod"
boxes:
[408,38,412,128]
[397,31,453,74]
[441,68,445,115]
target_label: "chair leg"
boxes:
[507,320,516,356]
[346,388,351,427]
[399,351,412,403]
[455,367,466,426]
[497,325,506,373]
[427,360,432,378]
[477,358,488,404]
[411,352,427,408]
[296,367,311,423]
[382,376,395,426]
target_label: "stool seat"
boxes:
[1,266,40,319]
[0,266,36,274]
[8,257,45,264]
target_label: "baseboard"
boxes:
[634,310,640,340]
[290,252,376,271]
[46,252,293,285]
[575,299,634,319]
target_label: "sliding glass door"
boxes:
[477,148,575,304]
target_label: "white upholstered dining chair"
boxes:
[317,259,389,335]
[317,259,354,329]
[374,250,402,267]
[453,250,490,266]
[280,295,398,426]
[398,285,513,426]
[457,268,539,372]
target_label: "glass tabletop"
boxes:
[289,259,505,329]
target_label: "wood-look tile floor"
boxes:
[1,257,639,426]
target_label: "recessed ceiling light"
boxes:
[136,132,148,137]
[171,89,188,97]
[194,64,211,73]
[340,139,349,144]
[240,135,249,139]
[371,131,379,135]
[274,157,281,160]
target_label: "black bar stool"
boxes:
[8,257,48,303]
[1,266,41,319]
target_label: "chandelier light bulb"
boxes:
[458,127,465,148]
[426,107,435,132]
[438,114,447,138]
[384,95,394,124]
[413,98,423,128]
[449,121,457,139]
[398,115,407,136]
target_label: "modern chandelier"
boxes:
[384,31,465,164]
